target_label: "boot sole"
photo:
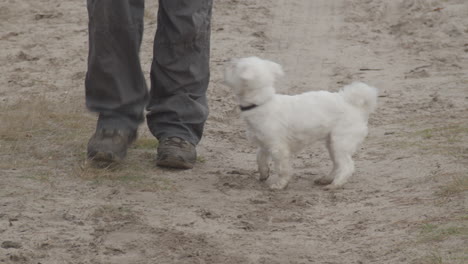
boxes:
[156,157,194,169]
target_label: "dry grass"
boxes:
[419,224,466,243]
[0,97,94,174]
[414,216,468,264]
[197,155,206,163]
[436,174,468,197]
[133,137,159,149]
[412,253,444,264]
[0,97,54,141]
[413,252,468,264]
[383,123,468,162]
[74,156,175,191]
[0,97,94,143]
[0,96,177,191]
[91,204,139,222]
[414,125,468,143]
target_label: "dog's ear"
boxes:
[239,65,255,80]
[266,61,284,77]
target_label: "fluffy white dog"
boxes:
[224,57,378,190]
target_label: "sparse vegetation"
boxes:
[0,97,93,176]
[384,124,468,161]
[75,157,175,191]
[133,137,159,149]
[2,0,468,263]
[417,128,434,139]
[413,253,443,264]
[0,97,54,141]
[415,217,468,264]
[419,225,465,243]
[414,125,468,144]
[413,251,468,264]
[197,155,206,163]
[0,97,175,191]
[436,174,468,198]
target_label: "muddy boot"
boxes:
[156,137,197,169]
[87,129,137,162]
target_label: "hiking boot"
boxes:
[87,128,137,162]
[156,137,196,169]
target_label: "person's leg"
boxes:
[147,0,213,168]
[86,0,148,161]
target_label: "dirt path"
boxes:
[1,0,467,263]
[265,0,343,92]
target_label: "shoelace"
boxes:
[163,137,190,148]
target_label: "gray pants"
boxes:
[85,0,212,145]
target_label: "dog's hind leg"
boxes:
[269,147,292,190]
[257,147,271,181]
[314,135,337,186]
[324,152,354,190]
[323,133,363,190]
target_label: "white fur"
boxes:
[224,57,378,190]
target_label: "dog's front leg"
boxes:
[257,147,270,181]
[269,148,291,190]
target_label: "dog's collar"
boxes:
[239,104,259,112]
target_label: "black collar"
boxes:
[239,104,259,112]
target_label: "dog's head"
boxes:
[224,57,283,103]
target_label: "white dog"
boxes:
[224,57,378,190]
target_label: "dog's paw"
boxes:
[314,177,333,185]
[259,174,270,182]
[258,167,270,181]
[269,179,289,190]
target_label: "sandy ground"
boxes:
[1,0,467,263]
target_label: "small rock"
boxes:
[9,254,27,262]
[1,241,22,249]
[34,12,63,20]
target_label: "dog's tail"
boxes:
[340,82,378,114]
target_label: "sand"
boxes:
[1,0,467,263]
